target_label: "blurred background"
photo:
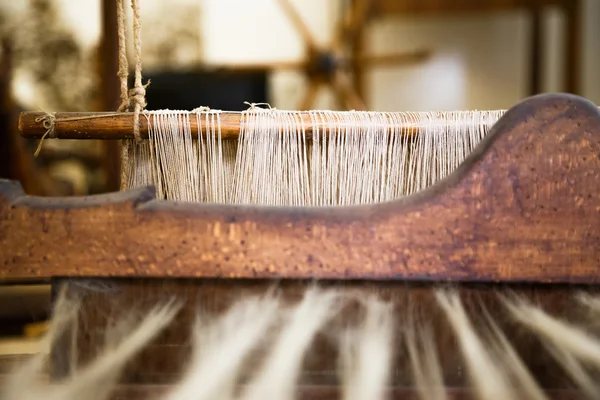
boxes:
[0,0,597,362]
[0,0,597,197]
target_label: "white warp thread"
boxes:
[122,108,505,206]
[6,288,600,400]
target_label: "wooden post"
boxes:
[528,7,543,95]
[98,0,122,191]
[564,0,581,94]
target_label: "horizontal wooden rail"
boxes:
[19,111,244,140]
[18,109,498,140]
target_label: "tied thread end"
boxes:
[118,80,150,143]
[33,112,56,158]
[243,101,276,111]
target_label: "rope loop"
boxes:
[33,112,56,157]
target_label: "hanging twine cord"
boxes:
[116,0,129,111]
[116,0,147,190]
[117,0,148,142]
[34,0,148,157]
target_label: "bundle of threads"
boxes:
[121,107,505,206]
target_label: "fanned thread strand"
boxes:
[7,288,600,400]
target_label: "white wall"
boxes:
[9,0,600,112]
[199,0,336,109]
[368,2,600,111]
[581,0,600,105]
[200,0,600,111]
[367,12,528,111]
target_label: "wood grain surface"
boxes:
[18,110,424,140]
[2,94,600,282]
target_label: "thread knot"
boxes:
[33,112,56,157]
[118,80,150,113]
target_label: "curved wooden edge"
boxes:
[1,93,600,283]
[18,111,240,140]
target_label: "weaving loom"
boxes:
[2,1,600,400]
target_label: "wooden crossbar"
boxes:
[18,110,483,140]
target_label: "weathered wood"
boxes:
[19,109,452,140]
[2,94,600,283]
[51,279,600,390]
[18,111,238,140]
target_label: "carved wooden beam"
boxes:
[1,93,600,284]
[19,110,431,140]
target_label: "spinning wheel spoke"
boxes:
[332,70,366,110]
[331,0,355,49]
[214,60,308,72]
[359,49,432,67]
[273,0,429,111]
[336,0,372,48]
[276,0,321,52]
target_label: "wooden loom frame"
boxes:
[5,93,600,283]
[2,92,600,397]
